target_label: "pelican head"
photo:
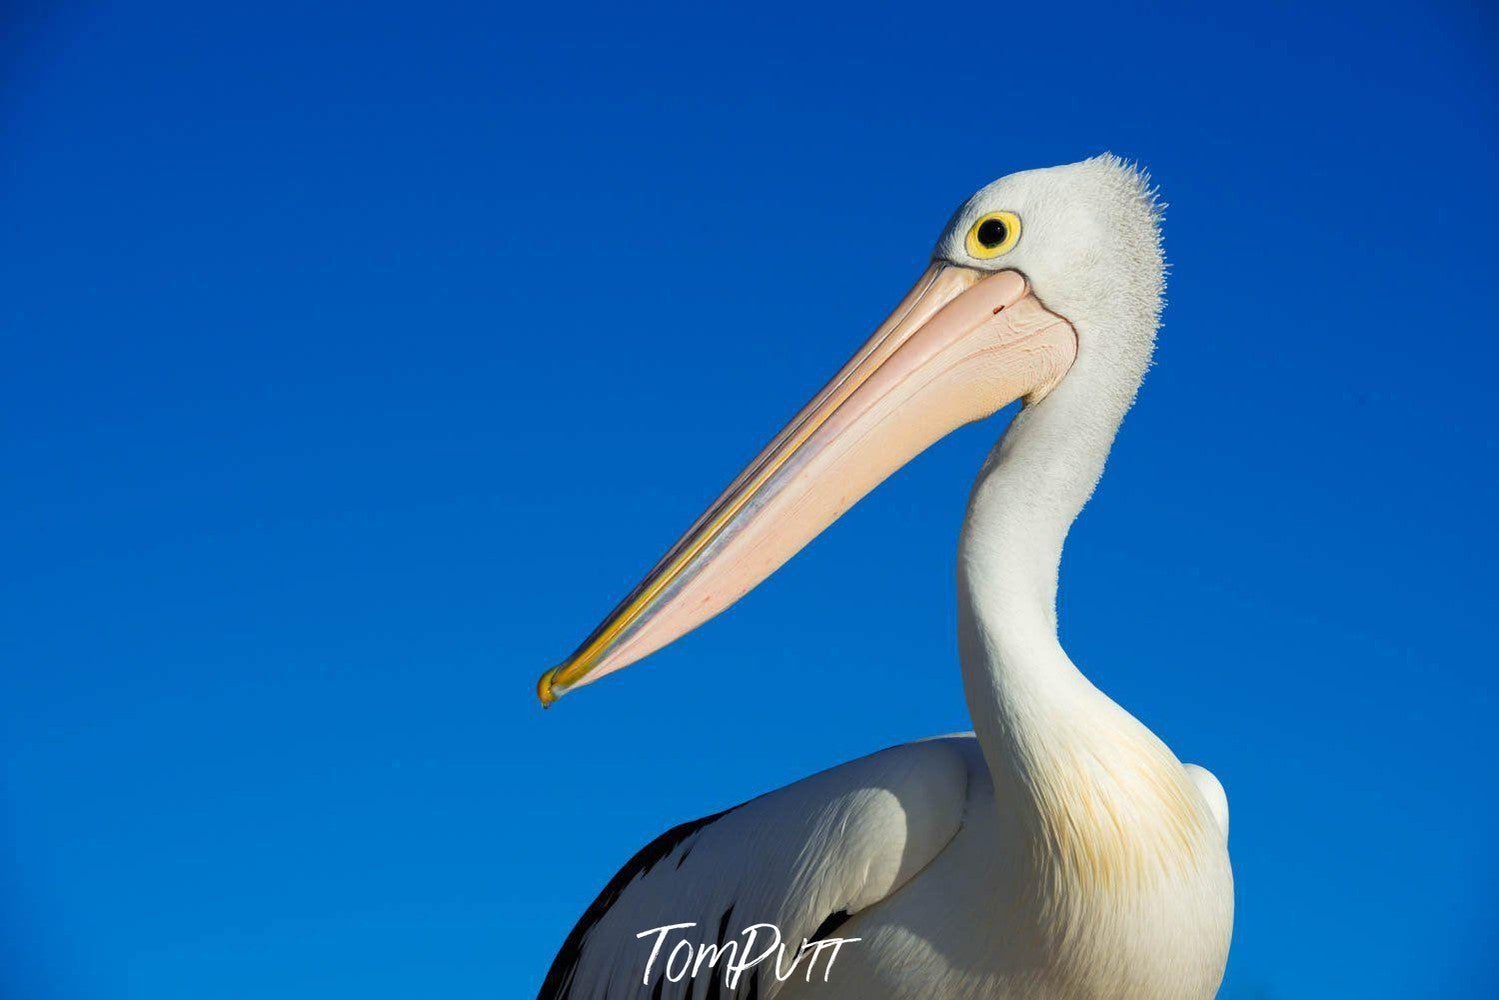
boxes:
[538,154,1164,706]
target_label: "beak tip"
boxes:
[536,666,561,709]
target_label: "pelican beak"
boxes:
[537,263,1076,706]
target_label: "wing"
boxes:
[538,736,974,999]
[1184,763,1229,840]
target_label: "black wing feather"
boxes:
[538,809,732,999]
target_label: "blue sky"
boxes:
[3,2,1496,997]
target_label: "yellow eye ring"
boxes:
[965,211,1021,259]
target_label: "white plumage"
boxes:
[539,156,1233,999]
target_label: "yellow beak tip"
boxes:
[537,667,560,708]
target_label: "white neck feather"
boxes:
[957,307,1147,786]
[954,286,1207,897]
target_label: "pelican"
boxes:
[535,156,1233,999]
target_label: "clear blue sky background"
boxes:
[4,2,1495,997]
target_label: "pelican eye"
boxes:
[965,211,1021,259]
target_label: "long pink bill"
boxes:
[538,264,1076,706]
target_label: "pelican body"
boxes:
[536,157,1233,999]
